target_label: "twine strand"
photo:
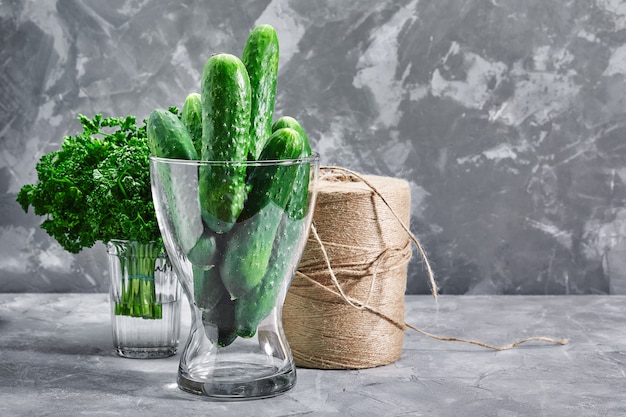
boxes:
[301,166,568,352]
[309,223,367,311]
[321,166,438,300]
[404,323,568,350]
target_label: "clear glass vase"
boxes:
[150,153,319,400]
[107,239,182,359]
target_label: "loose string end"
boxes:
[406,323,568,351]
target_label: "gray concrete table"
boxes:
[0,294,624,416]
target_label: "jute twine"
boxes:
[282,166,568,370]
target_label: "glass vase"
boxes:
[107,239,182,359]
[150,153,319,400]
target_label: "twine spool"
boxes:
[283,169,413,369]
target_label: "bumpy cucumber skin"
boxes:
[272,117,313,219]
[271,116,312,155]
[234,215,304,338]
[181,93,203,156]
[234,272,280,338]
[234,125,313,334]
[148,108,202,254]
[240,127,305,220]
[220,128,305,299]
[147,108,198,160]
[199,53,251,233]
[243,24,279,160]
[220,203,284,299]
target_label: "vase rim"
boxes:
[149,152,320,167]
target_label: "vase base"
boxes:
[177,363,296,400]
[116,346,177,359]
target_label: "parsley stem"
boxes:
[113,240,163,320]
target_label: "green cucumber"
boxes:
[192,263,222,311]
[271,116,312,155]
[234,273,280,338]
[242,24,279,160]
[199,53,251,233]
[191,235,237,347]
[181,93,203,156]
[201,288,238,347]
[241,127,305,219]
[220,203,284,300]
[234,215,305,338]
[235,124,313,335]
[147,109,202,254]
[147,108,198,160]
[220,127,305,299]
[187,230,217,267]
[272,117,313,219]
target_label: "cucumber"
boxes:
[181,93,203,156]
[199,53,251,233]
[234,215,305,338]
[187,230,217,268]
[242,24,279,160]
[219,127,305,299]
[234,125,313,334]
[271,116,312,155]
[147,108,198,160]
[272,117,313,219]
[241,127,305,219]
[147,109,202,254]
[191,234,238,347]
[220,203,285,299]
[234,273,280,338]
[192,263,222,311]
[201,288,238,347]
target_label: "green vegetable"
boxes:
[191,236,236,346]
[220,127,305,299]
[181,93,203,155]
[187,230,217,268]
[234,216,305,337]
[242,24,280,160]
[192,264,224,312]
[17,113,161,252]
[198,267,238,347]
[16,113,169,319]
[199,53,252,233]
[147,108,198,160]
[209,291,238,348]
[147,108,223,332]
[234,122,313,335]
[220,203,284,299]
[272,116,313,219]
[147,108,202,256]
[110,240,165,319]
[271,116,312,155]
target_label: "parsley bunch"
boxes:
[17,113,165,253]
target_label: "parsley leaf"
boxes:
[17,113,167,253]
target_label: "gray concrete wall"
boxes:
[2,0,626,294]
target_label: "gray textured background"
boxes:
[2,0,626,294]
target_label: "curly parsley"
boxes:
[17,112,169,253]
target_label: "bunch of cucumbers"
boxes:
[147,24,313,346]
